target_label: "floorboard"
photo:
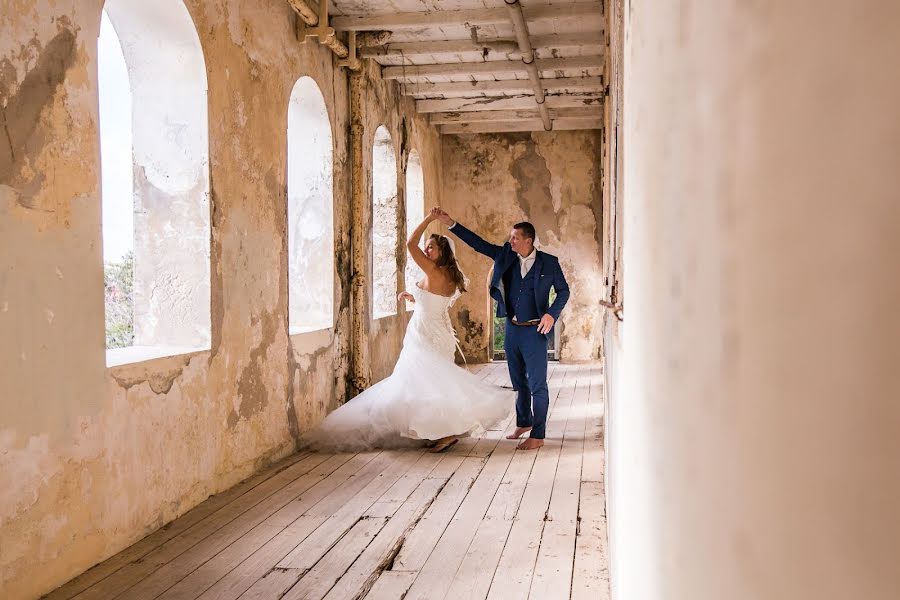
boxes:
[50,363,608,600]
[486,364,576,600]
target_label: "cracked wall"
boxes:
[0,2,441,598]
[441,131,604,362]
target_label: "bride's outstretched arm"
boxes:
[406,210,440,274]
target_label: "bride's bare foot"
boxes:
[506,427,532,440]
[516,438,544,450]
[429,436,459,453]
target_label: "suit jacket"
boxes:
[450,222,570,326]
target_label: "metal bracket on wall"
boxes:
[600,299,624,321]
[337,31,363,71]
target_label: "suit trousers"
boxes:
[504,321,549,439]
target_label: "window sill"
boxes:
[106,345,209,368]
[289,326,334,352]
[289,323,332,336]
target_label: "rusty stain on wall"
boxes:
[0,26,76,196]
[209,186,226,359]
[510,137,559,240]
[457,308,486,353]
[110,353,194,395]
[235,313,278,426]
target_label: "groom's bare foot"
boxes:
[506,427,532,440]
[517,438,544,450]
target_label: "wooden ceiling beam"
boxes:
[382,55,603,81]
[402,77,605,98]
[440,117,603,135]
[332,4,603,32]
[363,39,519,58]
[417,94,603,113]
[429,107,602,125]
[360,32,603,59]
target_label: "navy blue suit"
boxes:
[449,222,570,439]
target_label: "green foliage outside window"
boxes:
[493,306,505,355]
[105,251,134,349]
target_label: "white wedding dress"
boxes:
[303,283,512,452]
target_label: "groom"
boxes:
[436,210,569,450]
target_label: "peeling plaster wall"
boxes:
[0,2,440,598]
[441,131,603,363]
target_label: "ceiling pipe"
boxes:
[288,0,318,24]
[504,0,552,131]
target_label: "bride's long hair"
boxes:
[430,234,467,293]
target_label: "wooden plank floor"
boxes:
[46,362,608,600]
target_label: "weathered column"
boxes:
[348,70,370,395]
[605,2,900,600]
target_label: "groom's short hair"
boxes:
[513,222,536,241]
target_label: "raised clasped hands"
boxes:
[431,207,454,227]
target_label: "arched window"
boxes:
[404,150,425,309]
[372,126,398,319]
[287,77,334,334]
[99,0,210,365]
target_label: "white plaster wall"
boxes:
[372,125,398,319]
[106,0,207,193]
[98,11,133,264]
[288,76,334,334]
[105,0,211,349]
[607,2,900,599]
[404,149,425,301]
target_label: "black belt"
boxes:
[510,319,541,326]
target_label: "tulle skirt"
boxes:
[302,341,513,453]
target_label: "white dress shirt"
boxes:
[512,249,538,321]
[519,248,537,277]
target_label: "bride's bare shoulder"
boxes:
[432,268,458,295]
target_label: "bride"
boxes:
[303,208,512,453]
